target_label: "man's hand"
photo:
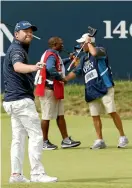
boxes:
[32,62,44,71]
[72,57,80,67]
[69,53,75,60]
[36,62,44,69]
[61,77,67,84]
[62,72,76,83]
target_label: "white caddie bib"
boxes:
[85,69,98,83]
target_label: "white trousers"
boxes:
[3,98,45,175]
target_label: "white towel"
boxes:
[34,52,65,85]
[34,51,47,85]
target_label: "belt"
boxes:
[45,87,53,90]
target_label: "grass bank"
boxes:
[1,81,132,119]
[35,81,132,119]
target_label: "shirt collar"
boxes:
[13,39,29,53]
[48,48,59,55]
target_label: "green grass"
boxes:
[1,114,132,188]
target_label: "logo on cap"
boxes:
[22,22,31,26]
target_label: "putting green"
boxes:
[1,114,132,188]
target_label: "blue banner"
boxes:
[1,1,132,92]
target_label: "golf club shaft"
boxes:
[67,43,85,71]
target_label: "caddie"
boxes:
[64,33,129,149]
[35,37,81,150]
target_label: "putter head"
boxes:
[88,26,97,37]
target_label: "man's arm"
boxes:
[11,49,40,73]
[46,55,63,81]
[87,44,106,57]
[64,57,83,82]
[62,57,70,65]
[87,43,97,56]
[63,53,75,65]
[86,36,106,57]
[65,72,76,82]
[13,62,39,73]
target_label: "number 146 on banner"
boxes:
[103,20,132,39]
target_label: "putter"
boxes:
[67,43,85,71]
[67,26,97,71]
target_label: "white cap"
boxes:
[76,33,95,43]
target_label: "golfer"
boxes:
[3,20,57,183]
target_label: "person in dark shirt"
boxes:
[35,37,81,150]
[64,33,129,149]
[3,21,57,183]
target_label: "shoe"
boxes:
[118,136,129,148]
[90,139,106,149]
[9,175,30,183]
[31,173,58,183]
[43,140,58,150]
[61,137,81,149]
